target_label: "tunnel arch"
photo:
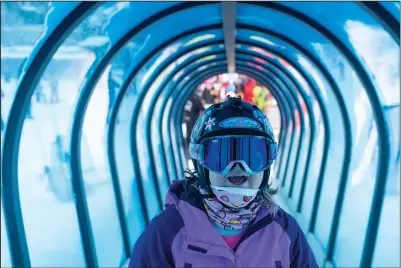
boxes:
[1,2,399,268]
[144,37,334,230]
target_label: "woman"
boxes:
[129,96,318,267]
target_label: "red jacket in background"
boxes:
[243,78,256,104]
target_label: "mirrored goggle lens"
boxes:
[201,136,276,173]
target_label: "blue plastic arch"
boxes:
[1,2,399,268]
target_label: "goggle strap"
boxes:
[268,143,277,161]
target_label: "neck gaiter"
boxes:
[200,185,262,231]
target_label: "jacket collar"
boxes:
[165,180,276,242]
[165,180,226,245]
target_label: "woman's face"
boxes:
[208,163,264,189]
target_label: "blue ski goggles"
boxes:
[190,135,277,175]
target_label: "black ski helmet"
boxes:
[189,95,277,190]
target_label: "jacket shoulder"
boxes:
[273,208,319,267]
[129,205,184,268]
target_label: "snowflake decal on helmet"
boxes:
[191,109,212,143]
[205,117,216,131]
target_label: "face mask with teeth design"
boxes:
[199,184,262,231]
[210,185,259,208]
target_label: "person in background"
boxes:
[243,78,256,105]
[234,78,245,99]
[226,82,236,96]
[211,82,222,103]
[183,89,205,155]
[202,84,216,107]
[46,134,73,202]
[36,80,48,103]
[129,96,318,267]
[252,84,268,111]
[49,79,60,103]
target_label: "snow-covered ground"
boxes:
[1,74,131,267]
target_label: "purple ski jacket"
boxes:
[129,180,318,267]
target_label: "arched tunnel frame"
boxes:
[1,2,398,268]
